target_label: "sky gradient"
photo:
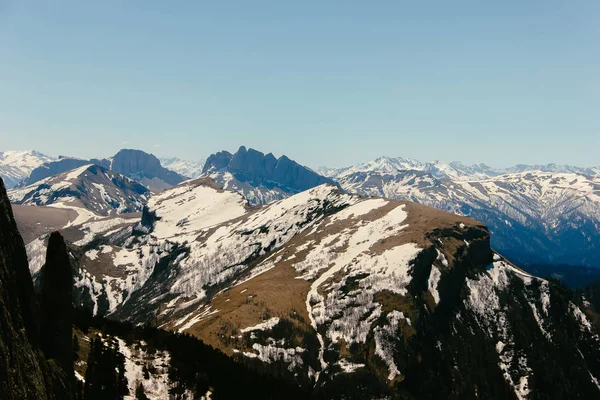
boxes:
[0,1,598,168]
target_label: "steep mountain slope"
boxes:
[3,176,308,399]
[0,150,56,188]
[9,164,150,217]
[33,178,600,398]
[111,149,187,191]
[71,312,314,399]
[160,157,205,179]
[0,177,72,399]
[26,156,111,186]
[327,169,600,269]
[202,146,336,204]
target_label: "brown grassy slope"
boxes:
[182,198,485,354]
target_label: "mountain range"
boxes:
[318,156,600,182]
[3,147,599,277]
[0,150,56,188]
[3,145,600,398]
[323,164,600,270]
[10,174,600,399]
[9,149,188,191]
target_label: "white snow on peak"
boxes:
[0,150,54,172]
[321,156,599,182]
[160,157,205,179]
[0,150,56,187]
[64,164,94,181]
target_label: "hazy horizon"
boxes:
[1,1,598,168]
[2,145,599,172]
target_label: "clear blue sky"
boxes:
[0,1,598,168]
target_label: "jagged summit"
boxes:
[202,146,336,204]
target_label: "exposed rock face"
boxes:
[24,150,186,191]
[111,149,186,190]
[0,177,71,399]
[202,150,233,173]
[40,232,73,381]
[202,146,336,204]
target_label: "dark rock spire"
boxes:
[39,231,74,382]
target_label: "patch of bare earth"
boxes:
[12,204,77,244]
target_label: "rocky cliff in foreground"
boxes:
[0,177,72,399]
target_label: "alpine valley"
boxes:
[2,146,600,399]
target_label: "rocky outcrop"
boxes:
[0,177,71,399]
[111,149,186,190]
[202,151,233,173]
[39,232,73,382]
[24,150,186,191]
[202,146,336,204]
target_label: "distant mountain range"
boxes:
[322,165,600,269]
[0,150,56,188]
[5,149,188,191]
[318,156,600,181]
[159,157,205,179]
[3,146,599,276]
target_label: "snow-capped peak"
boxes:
[0,150,56,188]
[160,157,205,179]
